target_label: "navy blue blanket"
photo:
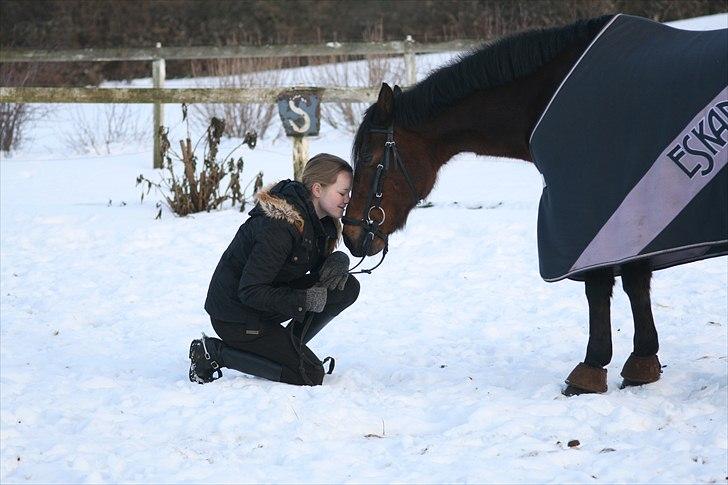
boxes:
[530,14,728,281]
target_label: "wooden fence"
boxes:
[1,38,482,168]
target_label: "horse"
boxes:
[342,14,728,395]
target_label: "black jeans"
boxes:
[211,275,360,385]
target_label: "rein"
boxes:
[290,125,420,384]
[342,124,421,275]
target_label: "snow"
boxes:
[667,13,727,31]
[1,13,727,485]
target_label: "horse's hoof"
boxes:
[562,385,600,396]
[620,353,661,386]
[564,362,607,395]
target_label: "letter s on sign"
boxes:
[286,96,311,134]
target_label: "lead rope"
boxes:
[289,312,335,386]
[294,124,414,383]
[347,238,388,275]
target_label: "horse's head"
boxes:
[343,83,437,257]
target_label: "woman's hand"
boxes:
[305,286,328,313]
[318,251,350,290]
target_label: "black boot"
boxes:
[188,333,223,384]
[289,312,336,344]
[189,333,284,383]
[218,345,284,382]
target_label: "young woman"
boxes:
[189,153,359,386]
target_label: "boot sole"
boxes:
[188,339,205,384]
[188,339,220,384]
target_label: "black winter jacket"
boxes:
[204,180,339,323]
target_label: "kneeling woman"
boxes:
[189,153,359,386]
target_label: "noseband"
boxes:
[342,124,421,274]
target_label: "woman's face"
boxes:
[313,170,353,219]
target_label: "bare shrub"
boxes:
[62,104,149,155]
[137,108,261,217]
[191,38,287,140]
[0,63,44,152]
[0,103,33,152]
[306,21,405,133]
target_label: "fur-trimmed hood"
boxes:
[254,184,306,234]
[251,180,341,252]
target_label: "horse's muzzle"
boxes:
[342,225,385,257]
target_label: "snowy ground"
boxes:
[1,13,727,485]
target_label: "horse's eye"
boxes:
[355,155,370,169]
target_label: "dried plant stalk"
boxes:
[137,106,260,217]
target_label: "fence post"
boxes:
[292,135,309,181]
[403,35,417,86]
[152,42,165,169]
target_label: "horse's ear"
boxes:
[393,85,403,97]
[374,82,394,125]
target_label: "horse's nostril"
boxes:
[342,231,365,257]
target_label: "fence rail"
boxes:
[1,37,482,168]
[0,39,482,63]
[0,86,380,104]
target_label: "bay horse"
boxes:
[342,14,728,395]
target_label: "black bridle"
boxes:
[342,124,421,274]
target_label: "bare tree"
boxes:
[62,104,149,155]
[306,21,405,133]
[191,37,288,141]
[0,63,44,152]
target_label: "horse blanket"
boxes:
[530,14,728,281]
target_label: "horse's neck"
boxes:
[426,42,591,167]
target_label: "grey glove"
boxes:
[318,251,350,291]
[305,286,328,313]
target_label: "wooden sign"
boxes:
[277,91,321,137]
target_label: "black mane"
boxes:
[352,14,614,167]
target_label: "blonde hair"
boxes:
[301,153,352,253]
[301,153,353,193]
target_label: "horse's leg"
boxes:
[619,260,662,387]
[563,268,614,395]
